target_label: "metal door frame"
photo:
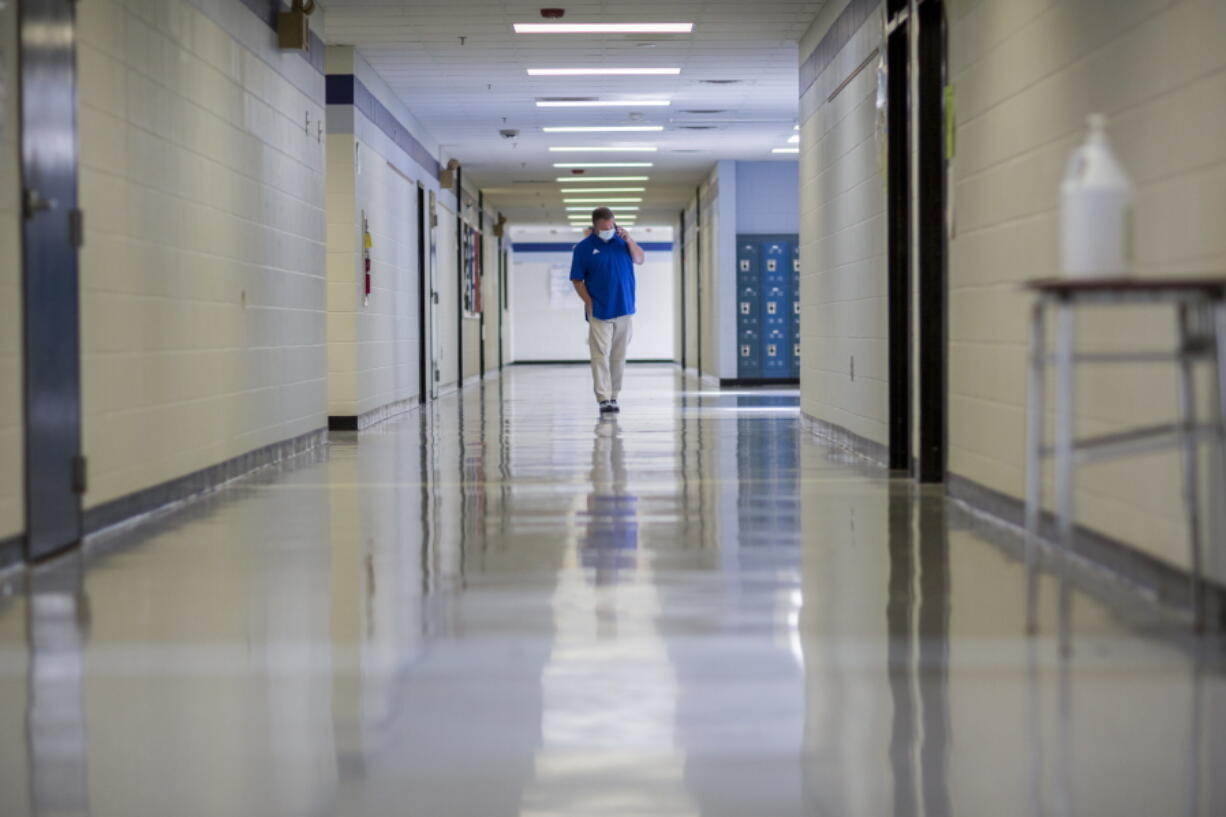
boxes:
[20,0,84,560]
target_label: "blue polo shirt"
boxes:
[570,233,636,320]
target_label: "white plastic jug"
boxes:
[1060,114,1134,278]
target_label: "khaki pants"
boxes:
[588,315,633,402]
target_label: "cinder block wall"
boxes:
[798,3,889,448]
[800,0,1226,576]
[947,0,1226,573]
[326,48,441,420]
[77,0,328,508]
[0,1,21,541]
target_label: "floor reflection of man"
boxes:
[579,418,638,587]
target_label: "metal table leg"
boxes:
[1054,302,1076,654]
[1054,302,1076,549]
[1024,299,1046,634]
[1177,304,1205,631]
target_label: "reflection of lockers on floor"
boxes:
[736,234,800,381]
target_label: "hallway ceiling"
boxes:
[321,1,821,226]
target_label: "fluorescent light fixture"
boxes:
[787,134,799,144]
[543,126,664,133]
[566,205,639,211]
[537,100,670,108]
[560,187,646,193]
[529,68,681,76]
[555,175,650,182]
[563,197,643,203]
[549,146,657,153]
[514,23,694,34]
[554,162,654,168]
[772,148,799,154]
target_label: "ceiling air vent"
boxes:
[679,125,718,130]
[680,109,728,115]
[698,79,742,85]
[537,97,599,103]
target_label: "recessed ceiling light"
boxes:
[772,148,799,154]
[787,134,799,144]
[543,126,664,133]
[514,23,694,34]
[560,187,646,193]
[529,68,681,76]
[555,176,650,182]
[566,205,639,211]
[554,162,654,168]
[536,100,670,108]
[549,146,657,152]
[563,197,643,203]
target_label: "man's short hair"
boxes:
[591,207,615,225]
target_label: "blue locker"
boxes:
[760,240,791,378]
[736,241,762,378]
[791,244,801,377]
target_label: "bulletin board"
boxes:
[463,223,482,316]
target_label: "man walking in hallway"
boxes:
[571,207,646,414]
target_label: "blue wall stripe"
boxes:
[512,242,674,253]
[326,74,441,178]
[238,0,327,74]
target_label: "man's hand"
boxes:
[618,226,646,265]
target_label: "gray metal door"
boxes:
[21,0,83,559]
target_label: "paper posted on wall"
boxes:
[549,265,573,308]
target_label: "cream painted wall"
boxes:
[435,200,460,390]
[799,0,1226,575]
[326,132,360,415]
[947,0,1226,574]
[682,201,700,371]
[698,174,719,379]
[0,1,22,541]
[483,226,502,373]
[77,0,327,508]
[798,6,889,447]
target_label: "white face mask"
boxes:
[597,228,616,241]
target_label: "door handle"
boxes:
[23,188,58,218]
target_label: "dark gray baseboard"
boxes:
[329,395,421,432]
[83,427,328,537]
[947,473,1226,630]
[800,412,890,469]
[802,411,1224,629]
[719,377,800,388]
[0,532,22,571]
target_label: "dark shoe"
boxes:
[599,400,616,414]
[609,400,620,413]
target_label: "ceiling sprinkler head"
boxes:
[540,8,565,18]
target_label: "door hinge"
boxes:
[72,455,88,494]
[70,209,85,247]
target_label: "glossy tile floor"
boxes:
[1,365,1224,817]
